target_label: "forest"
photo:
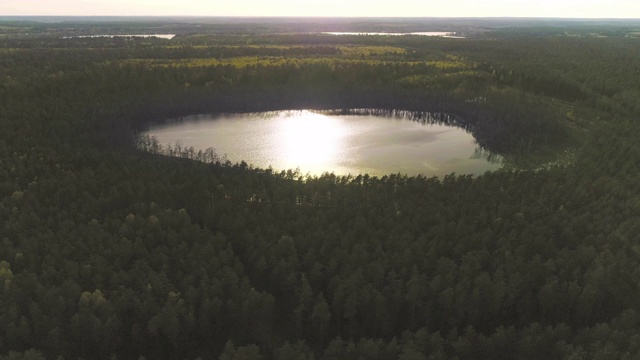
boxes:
[1,17,640,359]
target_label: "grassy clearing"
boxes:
[117,56,438,68]
[336,45,406,56]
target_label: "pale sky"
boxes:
[1,0,639,18]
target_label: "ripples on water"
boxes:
[142,109,501,177]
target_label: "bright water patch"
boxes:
[322,32,464,38]
[63,34,175,39]
[142,110,500,178]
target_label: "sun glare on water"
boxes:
[144,110,501,177]
[277,111,345,173]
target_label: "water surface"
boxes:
[322,32,464,38]
[63,34,175,39]
[143,110,500,177]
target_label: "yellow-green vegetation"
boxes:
[3,18,640,360]
[115,45,463,73]
[425,55,472,70]
[167,44,317,50]
[336,45,406,56]
[118,56,425,68]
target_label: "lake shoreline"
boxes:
[140,109,502,178]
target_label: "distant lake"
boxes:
[63,34,175,39]
[323,32,465,38]
[142,110,501,178]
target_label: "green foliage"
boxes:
[1,16,640,360]
[0,350,46,360]
[219,341,263,360]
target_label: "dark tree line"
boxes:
[2,20,640,359]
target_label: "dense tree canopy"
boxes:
[1,18,640,359]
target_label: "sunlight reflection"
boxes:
[278,111,345,173]
[144,109,502,177]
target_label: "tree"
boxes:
[311,294,331,347]
[0,349,46,360]
[218,341,263,360]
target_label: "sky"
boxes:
[1,0,639,18]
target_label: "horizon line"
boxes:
[2,15,640,20]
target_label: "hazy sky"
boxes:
[1,0,639,18]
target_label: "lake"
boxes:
[322,32,465,38]
[142,110,501,178]
[63,34,175,39]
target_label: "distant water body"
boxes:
[63,34,175,39]
[143,110,500,178]
[322,32,465,38]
